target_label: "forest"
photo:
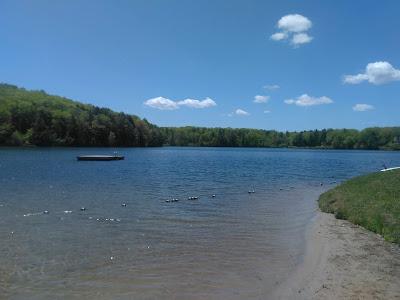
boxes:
[0,84,164,147]
[1,83,399,150]
[160,126,400,150]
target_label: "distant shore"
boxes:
[1,145,400,152]
[273,211,400,299]
[1,84,400,149]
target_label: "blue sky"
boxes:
[1,0,399,131]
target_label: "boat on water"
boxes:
[77,155,124,161]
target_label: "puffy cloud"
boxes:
[344,61,400,85]
[270,32,288,41]
[284,94,333,106]
[144,97,179,110]
[343,74,369,84]
[291,33,313,46]
[253,95,270,103]
[284,99,295,105]
[264,110,271,113]
[144,96,216,110]
[235,109,250,116]
[263,84,280,90]
[177,97,216,109]
[271,14,313,47]
[278,14,312,33]
[353,104,374,111]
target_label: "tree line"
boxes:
[1,83,399,150]
[160,126,400,150]
[0,84,163,146]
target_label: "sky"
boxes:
[0,0,399,131]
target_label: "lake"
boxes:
[1,147,399,299]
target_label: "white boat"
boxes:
[380,166,400,172]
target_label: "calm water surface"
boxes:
[1,147,399,299]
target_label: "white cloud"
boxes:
[284,99,295,104]
[144,96,216,110]
[344,61,400,85]
[264,110,271,113]
[253,95,270,103]
[284,94,333,107]
[291,33,313,46]
[270,32,288,41]
[271,14,313,47]
[278,14,312,32]
[343,74,369,84]
[144,97,179,110]
[235,109,250,116]
[177,97,216,109]
[353,104,374,111]
[263,84,280,90]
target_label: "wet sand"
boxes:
[273,211,400,300]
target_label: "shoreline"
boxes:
[0,145,399,152]
[273,210,400,299]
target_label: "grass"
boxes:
[318,169,400,244]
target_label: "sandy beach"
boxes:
[273,211,400,300]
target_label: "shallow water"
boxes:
[0,147,399,299]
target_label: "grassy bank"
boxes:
[319,169,400,244]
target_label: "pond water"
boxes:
[0,147,399,299]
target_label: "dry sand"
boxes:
[273,211,400,300]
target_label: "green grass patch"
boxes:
[319,169,400,244]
